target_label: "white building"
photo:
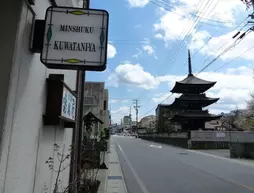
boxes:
[131,121,137,127]
[83,82,109,137]
[122,116,131,130]
[140,115,156,132]
[0,1,82,193]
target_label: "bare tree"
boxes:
[45,141,102,193]
[221,110,245,131]
[247,93,254,116]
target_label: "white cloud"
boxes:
[107,44,117,58]
[190,30,254,61]
[152,92,174,103]
[142,44,157,59]
[108,63,253,114]
[132,48,142,58]
[111,106,136,123]
[132,38,157,59]
[142,45,155,54]
[111,99,129,104]
[153,0,247,42]
[107,63,159,89]
[155,33,164,39]
[154,9,194,41]
[127,0,149,7]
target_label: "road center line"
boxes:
[149,144,162,148]
[115,140,151,193]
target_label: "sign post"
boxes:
[41,6,109,71]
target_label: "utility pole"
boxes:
[133,99,140,133]
[129,106,132,128]
[70,1,90,193]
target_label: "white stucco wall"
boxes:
[0,1,79,193]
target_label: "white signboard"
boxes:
[216,132,226,138]
[61,87,76,121]
[41,6,109,71]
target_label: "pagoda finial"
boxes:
[188,49,192,75]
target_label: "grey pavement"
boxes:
[97,139,127,193]
[198,149,254,166]
[199,149,231,158]
[114,136,254,193]
[97,150,108,193]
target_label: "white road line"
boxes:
[115,140,151,193]
[187,149,254,168]
[149,144,162,149]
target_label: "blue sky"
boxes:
[85,0,254,123]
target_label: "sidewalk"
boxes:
[97,139,127,193]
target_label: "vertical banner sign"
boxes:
[61,86,76,121]
[41,6,109,71]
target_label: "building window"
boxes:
[103,100,107,110]
[84,96,94,105]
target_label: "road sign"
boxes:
[41,6,109,71]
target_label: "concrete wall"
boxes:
[140,131,254,150]
[191,131,254,143]
[140,115,156,131]
[101,89,109,130]
[0,1,78,193]
[83,82,109,137]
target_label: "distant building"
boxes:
[83,82,109,137]
[131,121,136,127]
[140,115,156,133]
[156,104,175,133]
[123,116,131,129]
[205,120,222,130]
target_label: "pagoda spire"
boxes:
[188,49,192,75]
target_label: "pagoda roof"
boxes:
[170,50,216,94]
[176,74,216,85]
[169,95,219,108]
[171,111,222,121]
[179,94,219,101]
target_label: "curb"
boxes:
[106,139,128,193]
[113,139,128,193]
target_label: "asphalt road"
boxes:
[113,136,254,193]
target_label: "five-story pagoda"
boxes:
[169,50,221,130]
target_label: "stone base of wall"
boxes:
[190,141,229,149]
[230,143,254,159]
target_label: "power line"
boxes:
[210,45,254,73]
[141,29,252,117]
[196,28,252,74]
[150,0,243,25]
[155,0,213,75]
[142,93,174,117]
[135,0,208,101]
[136,0,213,104]
[139,3,254,118]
